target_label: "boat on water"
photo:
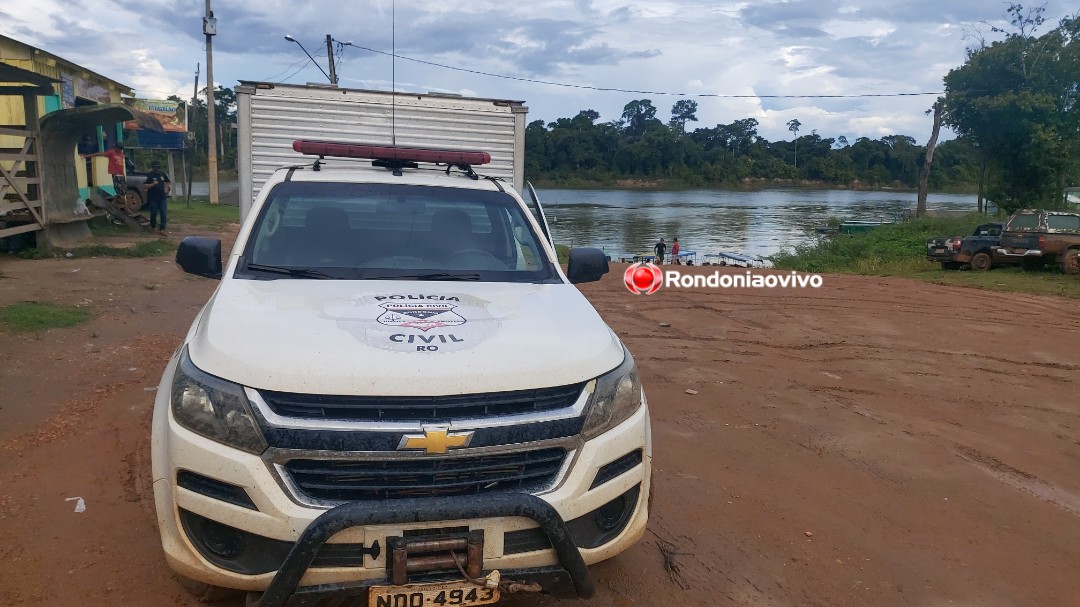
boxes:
[703,252,766,267]
[814,220,893,236]
[838,220,893,234]
[617,250,700,265]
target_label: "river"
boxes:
[536,188,979,259]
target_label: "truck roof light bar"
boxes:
[292,140,491,166]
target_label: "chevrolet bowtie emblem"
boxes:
[398,427,475,454]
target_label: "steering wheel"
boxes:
[447,249,506,269]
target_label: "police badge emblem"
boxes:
[377,303,467,332]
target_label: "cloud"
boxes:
[0,0,1074,142]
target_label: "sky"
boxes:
[1,0,1074,143]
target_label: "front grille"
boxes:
[260,384,585,422]
[284,448,567,501]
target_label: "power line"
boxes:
[260,55,315,82]
[275,56,315,84]
[339,42,944,99]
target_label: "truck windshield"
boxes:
[1046,214,1080,232]
[240,181,558,282]
[1007,213,1040,231]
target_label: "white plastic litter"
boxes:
[65,497,86,513]
[73,197,89,215]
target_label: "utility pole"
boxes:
[204,0,219,204]
[187,63,199,208]
[326,35,338,85]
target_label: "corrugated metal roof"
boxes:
[0,33,133,94]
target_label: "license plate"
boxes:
[368,581,500,607]
[933,248,946,253]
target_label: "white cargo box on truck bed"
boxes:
[235,81,528,220]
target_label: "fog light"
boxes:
[594,495,628,532]
[198,516,245,560]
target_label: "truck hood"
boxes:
[186,279,624,396]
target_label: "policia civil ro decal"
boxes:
[377,296,468,351]
[330,294,500,353]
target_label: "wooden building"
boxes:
[0,34,134,244]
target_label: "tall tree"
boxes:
[669,100,699,133]
[917,99,944,217]
[787,119,802,169]
[620,100,660,141]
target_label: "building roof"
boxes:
[0,33,133,95]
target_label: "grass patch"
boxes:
[168,197,240,228]
[770,213,1080,298]
[67,240,175,258]
[771,214,993,273]
[1,302,93,332]
[913,265,1080,299]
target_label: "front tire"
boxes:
[970,252,992,272]
[1061,249,1080,275]
[122,188,144,214]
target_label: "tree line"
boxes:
[524,100,982,192]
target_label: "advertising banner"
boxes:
[74,76,111,103]
[123,98,187,132]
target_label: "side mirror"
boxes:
[176,236,223,279]
[567,247,609,284]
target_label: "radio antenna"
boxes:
[391,0,397,146]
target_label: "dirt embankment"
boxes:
[2,235,1079,606]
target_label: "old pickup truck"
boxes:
[926,222,1005,270]
[995,210,1080,274]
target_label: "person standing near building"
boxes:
[84,142,127,196]
[671,237,681,265]
[654,238,666,265]
[144,161,171,235]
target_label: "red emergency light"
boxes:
[292,140,491,166]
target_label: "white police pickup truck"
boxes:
[152,141,652,607]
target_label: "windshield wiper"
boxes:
[245,263,335,279]
[374,272,483,281]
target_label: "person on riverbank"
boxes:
[654,238,666,265]
[671,238,681,265]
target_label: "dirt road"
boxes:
[2,229,1079,607]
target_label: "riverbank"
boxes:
[769,214,1080,298]
[530,176,979,194]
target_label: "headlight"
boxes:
[581,347,643,440]
[171,348,267,454]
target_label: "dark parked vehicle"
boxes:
[121,157,150,214]
[926,222,1006,270]
[995,210,1080,274]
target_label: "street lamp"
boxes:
[283,34,333,83]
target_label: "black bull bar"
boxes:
[254,493,596,607]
